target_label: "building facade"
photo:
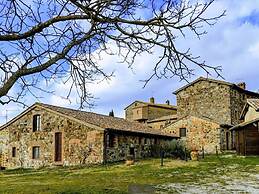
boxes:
[163,116,221,153]
[173,77,259,151]
[231,99,259,155]
[0,103,176,169]
[124,98,177,124]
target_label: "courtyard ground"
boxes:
[0,154,258,194]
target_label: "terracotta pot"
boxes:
[125,160,134,166]
[191,150,198,161]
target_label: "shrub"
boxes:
[151,140,190,160]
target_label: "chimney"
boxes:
[237,82,246,90]
[165,100,170,105]
[150,97,155,104]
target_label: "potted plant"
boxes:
[190,145,199,161]
[125,155,134,166]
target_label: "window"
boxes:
[33,115,41,132]
[180,128,187,137]
[12,147,16,157]
[32,146,40,159]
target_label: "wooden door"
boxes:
[226,132,229,150]
[55,132,62,162]
[239,130,245,155]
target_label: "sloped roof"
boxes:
[247,99,259,111]
[173,77,259,97]
[147,114,178,123]
[240,99,259,120]
[0,103,177,138]
[230,118,259,131]
[124,100,177,110]
[163,115,220,129]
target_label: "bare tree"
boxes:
[0,0,225,107]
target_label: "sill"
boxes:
[53,161,63,166]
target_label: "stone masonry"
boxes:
[175,78,259,126]
[164,116,220,154]
[5,106,104,168]
[174,77,259,151]
[0,103,176,169]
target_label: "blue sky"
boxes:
[1,0,259,124]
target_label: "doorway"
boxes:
[54,132,62,162]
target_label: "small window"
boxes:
[180,128,187,137]
[33,115,41,132]
[12,147,16,157]
[32,146,40,159]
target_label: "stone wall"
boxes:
[5,106,104,169]
[229,88,248,125]
[163,116,221,154]
[148,106,176,121]
[105,131,169,162]
[0,129,8,167]
[125,101,176,123]
[125,102,146,121]
[176,80,232,125]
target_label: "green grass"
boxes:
[0,155,258,194]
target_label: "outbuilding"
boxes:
[230,118,259,155]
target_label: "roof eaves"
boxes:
[39,104,104,131]
[124,100,147,110]
[173,77,234,95]
[106,127,178,138]
[230,118,259,131]
[0,103,39,131]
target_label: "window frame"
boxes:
[180,128,187,137]
[12,147,16,157]
[32,146,40,159]
[32,114,41,132]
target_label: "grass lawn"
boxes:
[0,154,258,194]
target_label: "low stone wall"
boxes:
[105,132,170,162]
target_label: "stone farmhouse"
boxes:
[163,77,259,153]
[231,99,259,155]
[126,77,259,154]
[0,103,176,169]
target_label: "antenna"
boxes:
[0,109,21,124]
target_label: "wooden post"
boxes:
[202,146,205,159]
[185,148,187,161]
[160,149,164,166]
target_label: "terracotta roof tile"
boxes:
[39,103,177,138]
